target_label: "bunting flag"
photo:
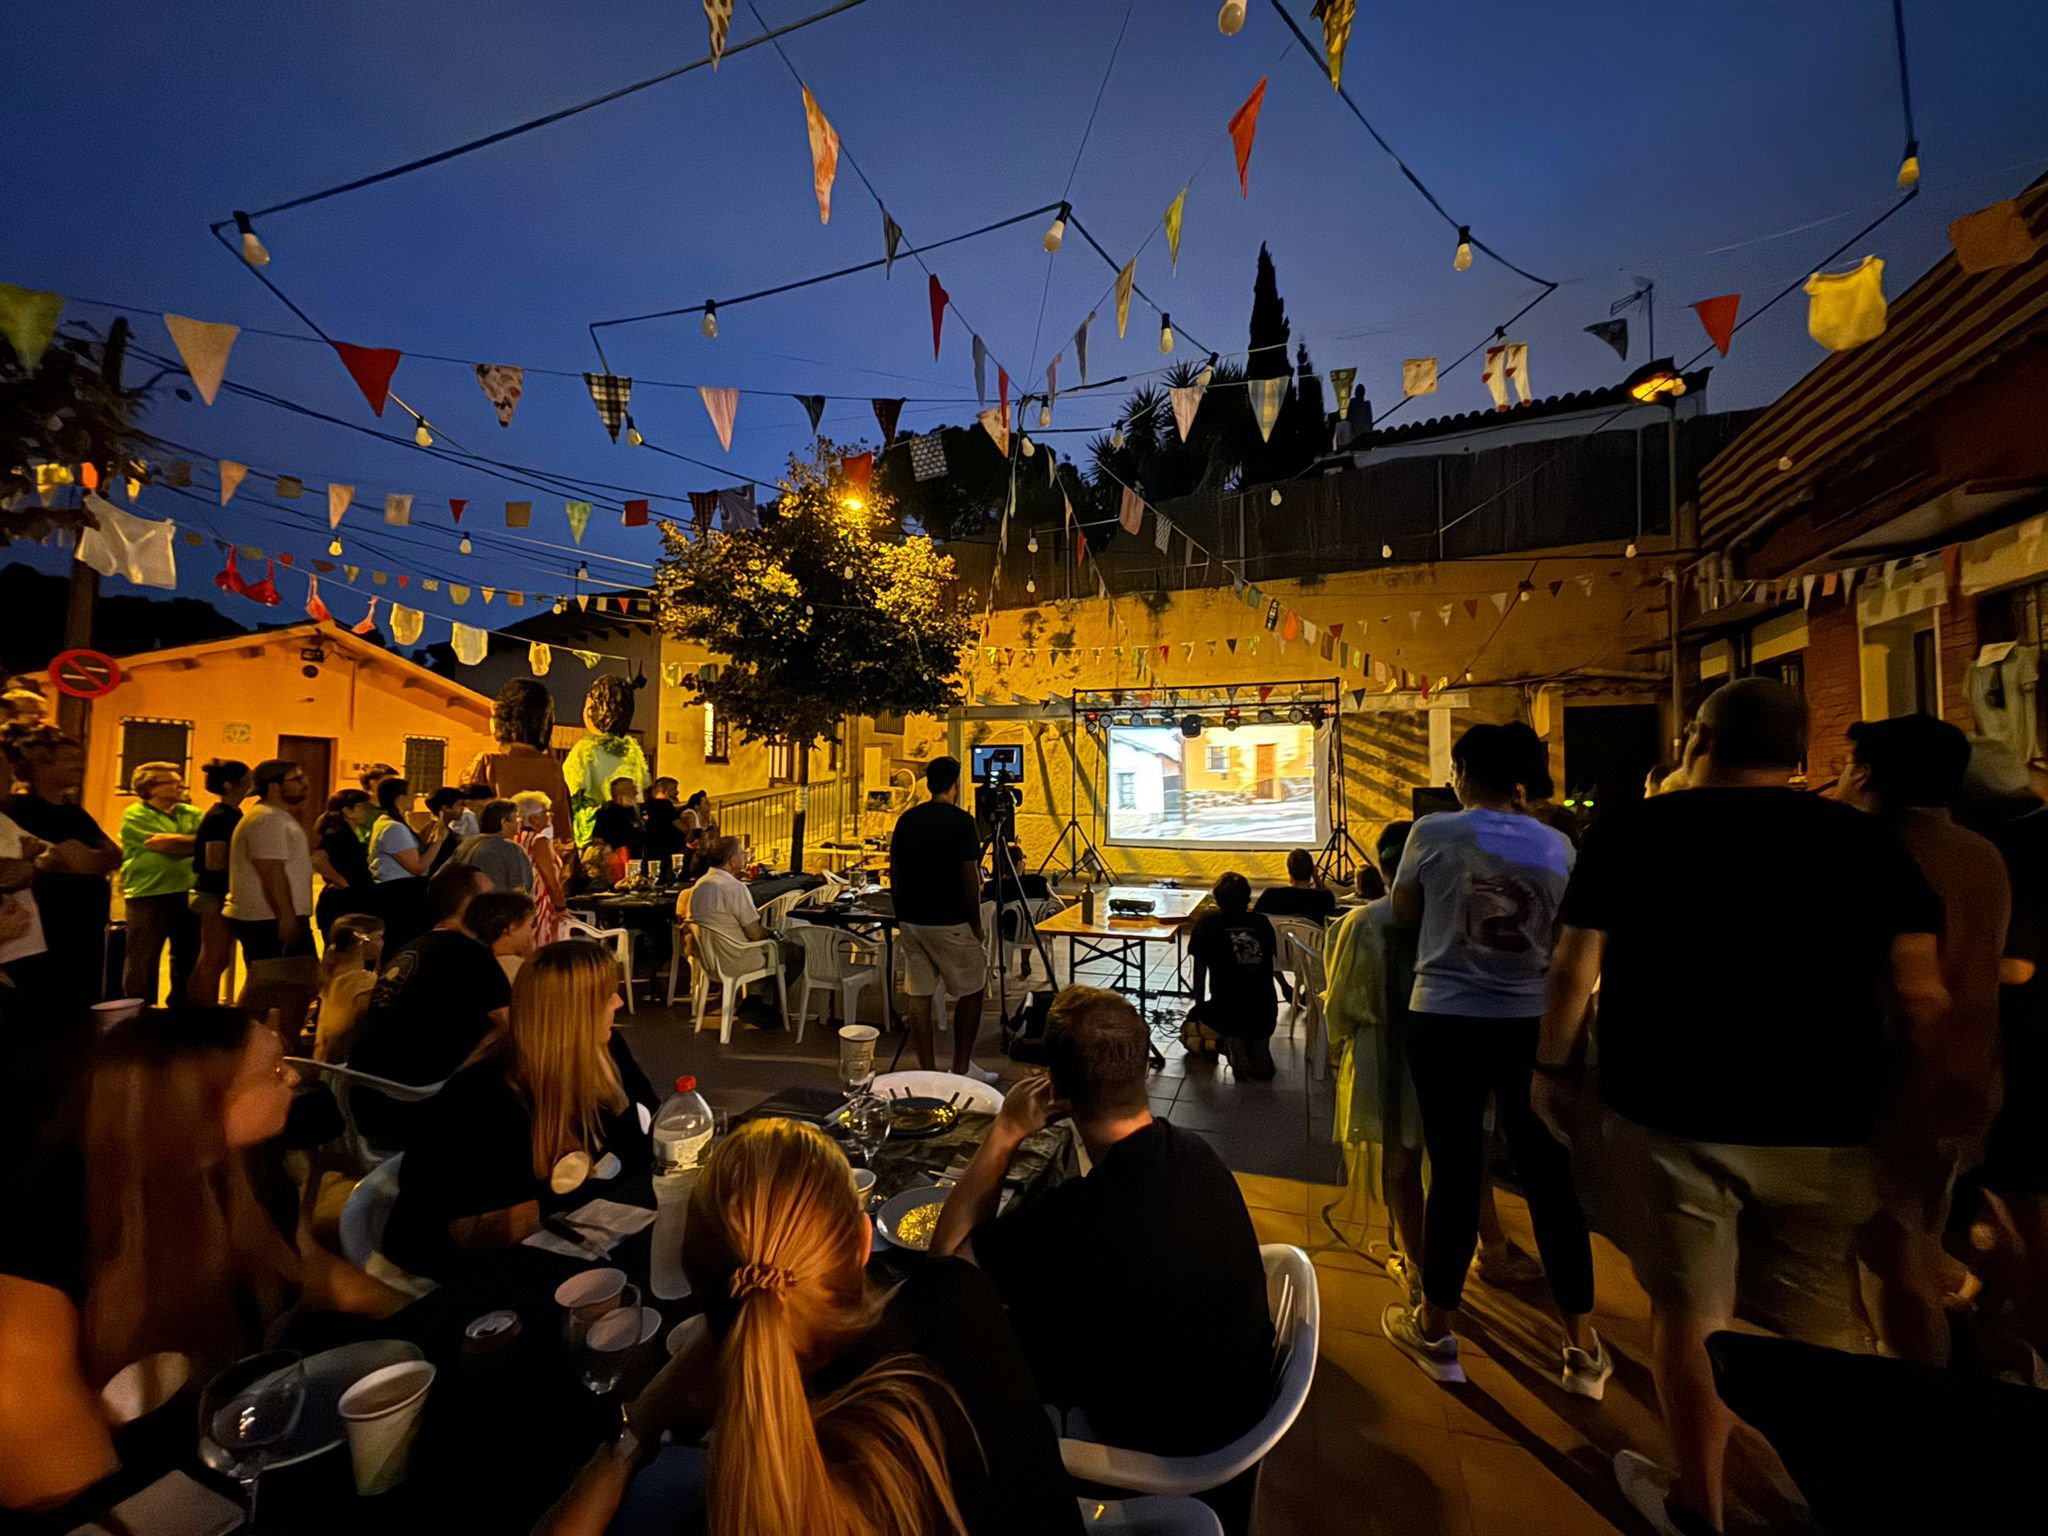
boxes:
[1402,357,1438,396]
[910,431,948,481]
[505,500,531,528]
[622,499,650,527]
[1805,257,1887,352]
[1153,511,1172,553]
[1227,77,1267,197]
[382,493,412,527]
[998,366,1010,424]
[449,584,471,606]
[800,85,840,224]
[76,495,176,589]
[449,498,466,522]
[1489,591,1509,615]
[391,604,424,645]
[688,490,720,534]
[977,404,1009,457]
[529,641,552,676]
[1281,609,1301,642]
[585,373,632,442]
[699,386,739,450]
[718,485,758,530]
[971,334,987,403]
[1170,383,1205,442]
[450,621,487,664]
[1114,257,1136,338]
[844,451,874,500]
[275,475,302,499]
[474,363,524,427]
[1118,485,1144,535]
[882,210,904,277]
[1045,355,1059,420]
[219,460,248,506]
[1329,367,1358,417]
[1482,345,1509,410]
[929,274,949,360]
[795,394,826,434]
[481,586,496,605]
[1164,187,1188,270]
[0,282,63,371]
[332,342,401,416]
[565,500,592,544]
[872,397,903,446]
[703,0,731,65]
[305,574,332,623]
[1583,319,1629,360]
[1263,599,1281,631]
[327,482,353,529]
[1252,375,1287,442]
[165,461,192,488]
[1691,294,1741,357]
[243,559,281,606]
[162,314,238,406]
[1504,341,1531,405]
[1950,198,2037,273]
[1312,0,1356,89]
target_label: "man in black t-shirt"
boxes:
[1535,680,1949,1536]
[889,757,991,1079]
[932,986,1273,1458]
[1253,848,1340,923]
[0,729,119,1014]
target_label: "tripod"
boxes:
[981,817,1061,1050]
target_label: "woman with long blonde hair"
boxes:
[540,1118,1081,1536]
[383,939,657,1279]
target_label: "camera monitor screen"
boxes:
[971,744,1025,784]
[1104,723,1324,850]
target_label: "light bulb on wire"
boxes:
[1624,541,1638,560]
[1199,353,1217,388]
[1111,427,1125,450]
[1453,226,1474,272]
[1218,0,1246,36]
[459,534,473,555]
[700,302,718,340]
[1159,316,1174,355]
[1381,541,1393,559]
[1026,577,1036,594]
[578,562,589,582]
[1039,403,1052,427]
[1897,140,1920,190]
[1269,488,1282,507]
[414,420,433,448]
[232,211,270,267]
[625,419,643,448]
[1027,533,1039,554]
[328,536,343,557]
[1021,435,1036,458]
[1042,202,1069,254]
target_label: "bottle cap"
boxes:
[676,1075,697,1093]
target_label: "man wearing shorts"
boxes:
[1535,680,1950,1536]
[890,756,993,1082]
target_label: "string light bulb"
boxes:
[1897,139,1920,190]
[1269,488,1282,506]
[1110,427,1125,450]
[328,537,343,557]
[1159,316,1175,355]
[414,421,433,447]
[1200,353,1217,388]
[1624,541,1639,560]
[1453,227,1474,272]
[1517,582,1534,603]
[232,211,270,267]
[1025,577,1036,594]
[577,562,589,581]
[1218,0,1246,36]
[459,534,473,555]
[625,419,643,447]
[1042,202,1070,254]
[1381,541,1393,559]
[1021,435,1036,458]
[553,598,567,615]
[1039,403,1052,428]
[1027,533,1039,553]
[700,301,718,340]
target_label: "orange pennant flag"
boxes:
[1227,77,1268,198]
[1690,294,1741,358]
[801,85,840,225]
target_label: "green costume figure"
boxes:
[563,674,650,847]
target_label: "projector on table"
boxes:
[1108,896,1157,918]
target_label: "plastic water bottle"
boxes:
[651,1075,714,1176]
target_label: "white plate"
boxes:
[199,1339,424,1473]
[874,1186,949,1254]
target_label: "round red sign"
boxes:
[48,648,122,699]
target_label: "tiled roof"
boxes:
[1364,369,1713,447]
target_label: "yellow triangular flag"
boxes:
[978,404,1010,457]
[1114,257,1136,339]
[0,282,63,372]
[801,85,840,225]
[163,314,238,407]
[219,460,248,506]
[1252,376,1288,442]
[328,483,354,528]
[1164,188,1187,272]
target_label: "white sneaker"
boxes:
[1614,1450,1714,1536]
[1380,1301,1464,1383]
[1560,1330,1613,1400]
[1385,1251,1424,1310]
[962,1062,1001,1085]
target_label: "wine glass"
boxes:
[200,1350,306,1528]
[844,1092,891,1168]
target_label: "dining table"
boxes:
[1033,884,1210,1018]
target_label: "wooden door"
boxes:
[1254,742,1277,799]
[276,735,332,832]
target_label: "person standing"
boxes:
[642,777,684,880]
[223,759,315,963]
[310,789,376,939]
[0,728,119,1013]
[115,763,202,1005]
[888,757,992,1082]
[1536,680,1949,1535]
[422,788,466,876]
[369,777,431,950]
[510,791,568,944]
[1384,722,1603,1396]
[589,776,644,879]
[185,759,250,1005]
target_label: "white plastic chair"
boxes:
[338,1152,404,1267]
[1059,1244,1320,1506]
[803,870,848,907]
[563,912,637,1014]
[759,886,810,931]
[682,920,788,1044]
[870,1069,1004,1115]
[286,1057,449,1171]
[1287,933,1331,1082]
[1077,1496,1223,1534]
[1268,916,1325,1028]
[781,920,880,1044]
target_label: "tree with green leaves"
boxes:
[651,441,976,869]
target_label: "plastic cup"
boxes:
[850,1166,878,1207]
[554,1267,627,1345]
[838,1024,879,1092]
[580,1286,644,1394]
[338,1360,436,1496]
[92,998,145,1029]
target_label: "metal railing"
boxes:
[710,776,857,869]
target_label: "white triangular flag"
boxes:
[1170,383,1205,442]
[699,387,739,451]
[163,315,238,406]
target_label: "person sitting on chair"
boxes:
[931,986,1274,1459]
[1255,849,1340,924]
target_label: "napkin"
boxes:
[67,1471,242,1536]
[522,1198,657,1259]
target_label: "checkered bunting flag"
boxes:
[1153,511,1172,553]
[909,431,948,482]
[583,373,633,442]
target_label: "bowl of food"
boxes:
[875,1186,949,1253]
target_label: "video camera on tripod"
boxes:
[970,744,1025,842]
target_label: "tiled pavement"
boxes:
[619,941,1812,1536]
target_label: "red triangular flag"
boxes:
[1691,294,1740,358]
[622,499,650,527]
[1463,598,1479,619]
[305,574,333,623]
[845,452,874,499]
[1258,684,1275,703]
[1227,77,1268,198]
[449,498,467,523]
[331,342,402,416]
[928,274,949,360]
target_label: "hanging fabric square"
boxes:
[881,210,903,277]
[1074,313,1093,383]
[332,342,401,416]
[977,404,1010,457]
[77,494,176,589]
[1227,77,1267,197]
[474,363,524,427]
[1118,485,1144,535]
[1252,375,1288,442]
[1949,199,2037,274]
[1329,367,1357,418]
[165,461,193,488]
[451,622,487,664]
[1804,257,1887,352]
[702,0,731,65]
[872,397,903,446]
[1402,357,1438,397]
[622,499,650,527]
[794,394,826,434]
[305,574,332,623]
[585,373,633,442]
[565,500,592,544]
[688,490,719,537]
[1482,346,1509,410]
[1164,187,1188,270]
[1170,383,1204,442]
[800,85,840,224]
[718,485,758,530]
[449,584,472,606]
[529,641,552,676]
[928,274,949,360]
[1153,511,1172,554]
[1114,257,1136,339]
[971,335,987,404]
[910,432,948,482]
[699,386,739,450]
[998,366,1010,424]
[219,460,248,506]
[844,452,874,500]
[163,314,238,406]
[505,500,531,528]
[1504,342,1531,405]
[326,482,353,529]
[1312,0,1355,90]
[275,475,302,499]
[0,282,64,371]
[392,604,425,646]
[382,493,412,527]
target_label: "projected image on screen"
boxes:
[1104,724,1321,849]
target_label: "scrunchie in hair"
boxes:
[729,1262,795,1301]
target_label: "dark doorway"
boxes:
[1563,705,1662,824]
[276,735,332,833]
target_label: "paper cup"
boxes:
[850,1167,878,1206]
[92,999,145,1029]
[338,1360,436,1496]
[838,1024,880,1088]
[554,1266,627,1344]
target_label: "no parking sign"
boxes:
[48,649,122,699]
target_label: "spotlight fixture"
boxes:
[1453,226,1473,272]
[1257,708,1277,725]
[1223,709,1242,730]
[1306,704,1328,727]
[700,301,718,340]
[1043,202,1070,253]
[1178,714,1203,739]
[1287,706,1306,724]
[233,210,270,267]
[1084,710,1102,731]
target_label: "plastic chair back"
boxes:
[338,1153,404,1267]
[285,1057,448,1170]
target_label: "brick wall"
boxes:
[1803,598,1864,779]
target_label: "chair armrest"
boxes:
[1058,1439,1215,1496]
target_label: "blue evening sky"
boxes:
[6,0,2047,629]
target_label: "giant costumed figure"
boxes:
[562,673,649,848]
